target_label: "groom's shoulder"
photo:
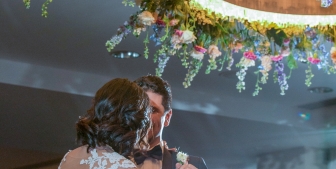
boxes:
[188,155,208,169]
[188,154,206,163]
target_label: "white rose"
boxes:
[241,58,255,67]
[138,11,155,26]
[207,45,222,59]
[180,30,196,44]
[190,49,204,60]
[176,152,188,164]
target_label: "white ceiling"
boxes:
[1,0,336,168]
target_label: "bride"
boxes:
[58,78,151,169]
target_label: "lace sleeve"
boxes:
[114,158,138,169]
[59,147,137,169]
[58,150,71,169]
[79,149,137,169]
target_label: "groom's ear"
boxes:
[164,109,172,127]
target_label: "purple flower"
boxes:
[275,61,289,95]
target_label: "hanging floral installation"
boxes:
[24,0,336,95]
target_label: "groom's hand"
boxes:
[176,161,197,169]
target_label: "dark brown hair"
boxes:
[134,75,172,113]
[76,78,151,158]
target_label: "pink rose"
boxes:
[243,51,257,60]
[283,38,290,46]
[331,47,336,64]
[174,30,183,37]
[271,55,284,61]
[194,45,207,53]
[169,19,179,26]
[308,57,321,64]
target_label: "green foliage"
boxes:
[205,58,217,74]
[273,70,277,83]
[183,59,203,88]
[179,44,189,68]
[266,28,287,47]
[217,52,228,71]
[42,0,53,18]
[23,0,30,9]
[253,71,262,96]
[144,33,149,59]
[286,53,298,70]
[296,35,312,50]
[122,0,135,7]
[106,41,113,53]
[305,64,314,87]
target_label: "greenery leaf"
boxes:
[286,53,298,70]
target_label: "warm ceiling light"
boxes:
[308,87,333,93]
[111,51,140,59]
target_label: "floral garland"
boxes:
[24,0,336,95]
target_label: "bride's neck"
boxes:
[95,145,114,152]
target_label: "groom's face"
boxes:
[146,91,172,146]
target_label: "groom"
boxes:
[134,75,207,169]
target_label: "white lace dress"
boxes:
[58,145,137,169]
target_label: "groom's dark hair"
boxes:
[134,75,172,113]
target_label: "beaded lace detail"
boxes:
[59,147,136,169]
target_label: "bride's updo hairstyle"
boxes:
[76,78,151,158]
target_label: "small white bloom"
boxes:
[133,27,146,36]
[241,58,255,67]
[190,49,204,60]
[176,151,189,164]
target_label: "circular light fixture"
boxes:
[308,87,333,93]
[111,51,140,59]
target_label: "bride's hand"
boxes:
[176,161,197,169]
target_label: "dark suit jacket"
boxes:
[162,147,207,169]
